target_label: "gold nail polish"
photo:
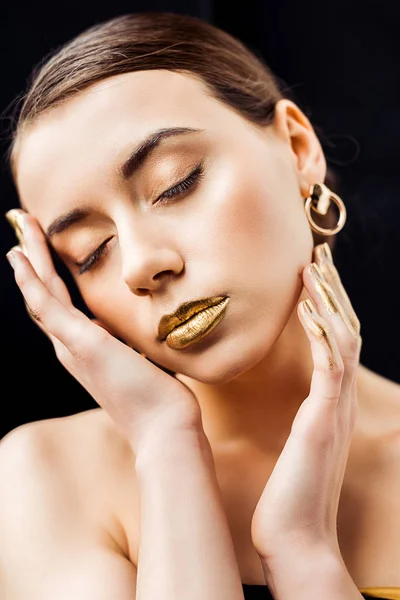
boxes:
[302,299,314,314]
[314,280,339,316]
[312,275,359,339]
[318,260,361,336]
[315,242,333,264]
[310,264,340,315]
[299,301,337,370]
[5,209,27,253]
[309,262,326,283]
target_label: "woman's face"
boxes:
[15,70,325,384]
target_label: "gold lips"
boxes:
[165,299,230,349]
[158,295,229,342]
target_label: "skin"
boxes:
[14,70,334,445]
[2,70,400,596]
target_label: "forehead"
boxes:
[15,70,246,215]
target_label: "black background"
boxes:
[1,0,399,440]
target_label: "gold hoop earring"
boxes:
[304,182,347,236]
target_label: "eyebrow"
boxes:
[45,126,203,239]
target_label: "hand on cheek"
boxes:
[251,242,362,570]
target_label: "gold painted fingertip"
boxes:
[315,242,333,264]
[313,260,360,338]
[308,262,326,282]
[313,277,359,339]
[309,263,347,319]
[5,209,27,251]
[322,261,359,332]
[301,298,316,315]
[299,300,337,370]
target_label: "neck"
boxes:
[177,287,357,455]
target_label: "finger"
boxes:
[5,209,27,254]
[6,247,72,365]
[298,299,343,404]
[6,246,94,352]
[314,243,361,335]
[6,209,73,309]
[303,262,361,401]
[6,247,121,396]
[305,262,360,349]
[6,244,53,337]
[293,299,345,446]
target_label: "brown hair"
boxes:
[8,10,338,246]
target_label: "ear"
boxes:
[272,99,327,196]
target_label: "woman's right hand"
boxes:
[5,210,203,455]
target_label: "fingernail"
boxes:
[308,262,325,282]
[299,300,336,367]
[315,242,333,264]
[5,209,26,251]
[302,299,316,315]
[6,249,18,269]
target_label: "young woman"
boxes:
[1,11,399,600]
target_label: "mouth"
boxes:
[158,296,230,350]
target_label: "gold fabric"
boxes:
[359,588,400,600]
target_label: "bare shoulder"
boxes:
[357,363,400,436]
[0,410,139,599]
[353,364,400,471]
[335,365,400,583]
[0,408,136,505]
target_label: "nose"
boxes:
[118,220,184,295]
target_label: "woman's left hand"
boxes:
[250,242,362,570]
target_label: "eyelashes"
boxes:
[155,161,204,205]
[76,161,205,275]
[76,237,113,275]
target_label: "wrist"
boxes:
[261,546,362,600]
[134,422,213,473]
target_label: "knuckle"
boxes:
[54,341,69,364]
[342,338,362,364]
[321,394,340,405]
[330,360,345,378]
[25,302,44,323]
[41,272,59,290]
[67,322,104,366]
[315,357,344,379]
[347,333,361,352]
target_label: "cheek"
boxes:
[201,156,313,344]
[75,272,140,339]
[202,156,311,281]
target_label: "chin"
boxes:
[173,326,276,385]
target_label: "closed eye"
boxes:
[154,161,204,205]
[76,237,113,275]
[75,161,205,275]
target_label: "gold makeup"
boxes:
[308,263,358,339]
[314,244,361,335]
[299,299,337,370]
[5,209,27,255]
[25,302,42,322]
[165,297,229,350]
[314,242,333,264]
